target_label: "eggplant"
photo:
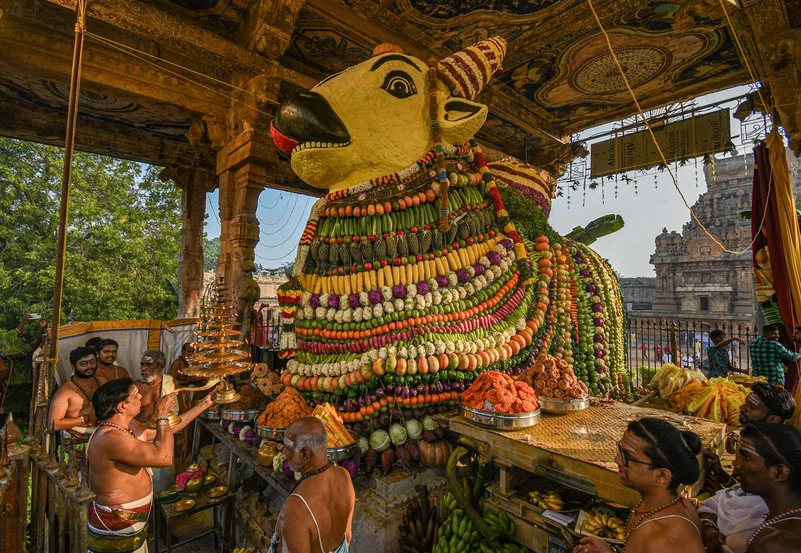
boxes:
[402,386,411,399]
[375,387,386,398]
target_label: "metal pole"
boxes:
[50,0,88,367]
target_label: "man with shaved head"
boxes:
[268,417,355,553]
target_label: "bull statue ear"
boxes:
[439,97,487,145]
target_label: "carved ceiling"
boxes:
[0,0,798,177]
[278,0,752,158]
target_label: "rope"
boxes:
[585,0,771,256]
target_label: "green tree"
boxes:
[203,235,220,272]
[0,138,182,328]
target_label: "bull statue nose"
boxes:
[274,91,351,144]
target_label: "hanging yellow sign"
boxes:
[590,109,731,178]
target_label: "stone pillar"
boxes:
[216,130,280,337]
[162,166,215,318]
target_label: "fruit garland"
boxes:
[277,280,303,359]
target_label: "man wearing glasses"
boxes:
[47,346,107,433]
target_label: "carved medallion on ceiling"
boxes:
[571,46,670,95]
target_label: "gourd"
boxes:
[418,439,454,467]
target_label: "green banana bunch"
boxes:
[432,510,481,553]
[442,492,458,513]
[482,509,515,537]
[398,487,439,553]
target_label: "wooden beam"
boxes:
[0,99,217,172]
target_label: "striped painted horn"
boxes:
[436,37,507,100]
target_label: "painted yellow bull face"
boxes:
[272,52,489,192]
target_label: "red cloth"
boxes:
[752,143,799,391]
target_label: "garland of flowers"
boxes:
[277,280,303,359]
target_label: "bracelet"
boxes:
[155,417,170,425]
[701,519,718,530]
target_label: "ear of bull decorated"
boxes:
[436,37,507,101]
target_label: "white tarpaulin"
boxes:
[55,318,197,385]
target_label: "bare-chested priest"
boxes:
[86,378,213,553]
[48,346,107,436]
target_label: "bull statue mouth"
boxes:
[270,91,351,159]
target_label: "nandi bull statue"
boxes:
[272,38,630,427]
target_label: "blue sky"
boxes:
[204,86,761,277]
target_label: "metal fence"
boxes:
[624,317,758,389]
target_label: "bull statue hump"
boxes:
[274,37,629,430]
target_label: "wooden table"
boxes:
[154,486,233,553]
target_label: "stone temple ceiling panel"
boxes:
[0,69,194,139]
[285,0,752,151]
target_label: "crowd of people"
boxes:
[574,382,801,553]
[43,336,357,553]
[34,327,801,553]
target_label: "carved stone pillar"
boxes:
[162,166,215,318]
[216,130,280,336]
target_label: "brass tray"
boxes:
[204,474,217,486]
[173,498,196,512]
[461,405,541,430]
[207,485,229,498]
[255,424,285,441]
[539,396,590,415]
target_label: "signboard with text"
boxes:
[590,109,731,178]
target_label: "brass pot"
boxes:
[257,441,279,467]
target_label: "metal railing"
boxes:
[624,317,757,389]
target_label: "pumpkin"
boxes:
[418,439,454,467]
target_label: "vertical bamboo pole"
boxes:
[50,0,88,372]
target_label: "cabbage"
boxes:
[358,436,370,455]
[369,430,391,453]
[421,415,439,432]
[389,423,408,447]
[405,419,423,441]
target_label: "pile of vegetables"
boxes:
[221,420,263,447]
[518,353,588,399]
[361,414,454,476]
[278,125,629,424]
[312,403,355,447]
[461,371,539,414]
[256,387,311,428]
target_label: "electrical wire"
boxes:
[85,32,280,109]
[259,197,311,245]
[259,194,298,235]
[259,192,282,211]
[585,0,772,255]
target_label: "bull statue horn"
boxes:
[437,36,507,100]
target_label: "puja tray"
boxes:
[219,408,261,422]
[462,404,540,430]
[539,396,590,415]
[327,431,360,464]
[255,424,285,441]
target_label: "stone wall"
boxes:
[646,152,801,327]
[620,277,656,311]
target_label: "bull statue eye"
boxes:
[381,70,417,99]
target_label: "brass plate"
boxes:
[156,490,181,504]
[173,498,196,512]
[207,485,228,498]
[204,474,217,486]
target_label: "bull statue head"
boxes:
[271,38,507,192]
